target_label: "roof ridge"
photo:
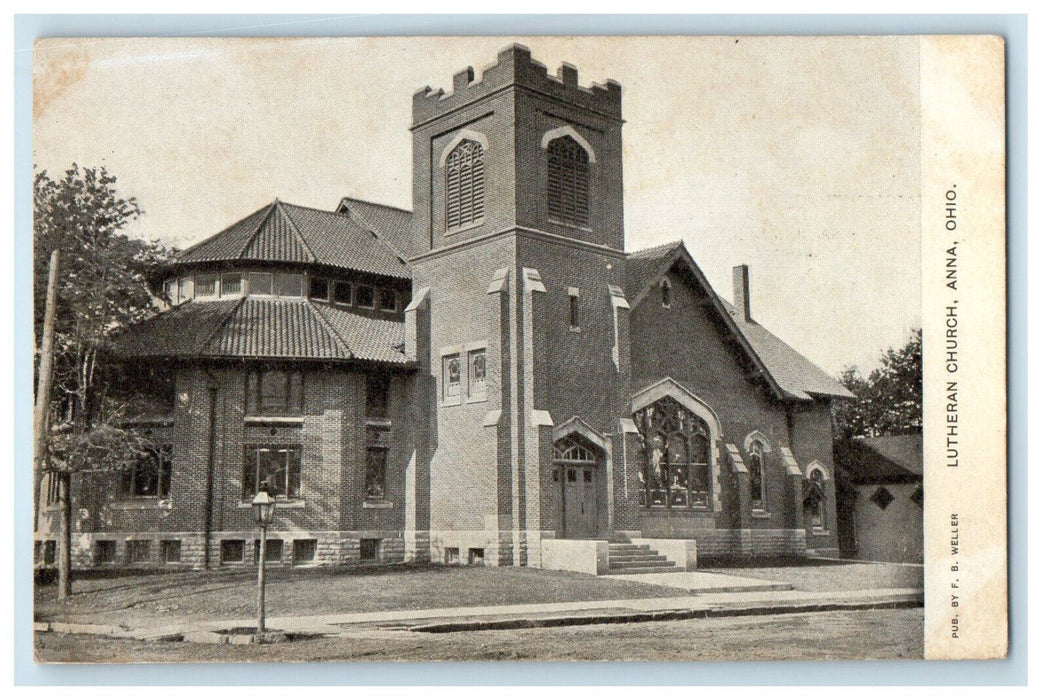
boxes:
[337,200,411,266]
[626,239,684,258]
[339,196,412,215]
[307,301,355,357]
[235,200,280,260]
[275,199,320,264]
[197,297,248,355]
[175,202,272,261]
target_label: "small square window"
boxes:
[552,469,560,482]
[871,487,895,510]
[195,274,218,297]
[356,285,375,309]
[583,470,592,483]
[161,540,182,564]
[220,539,245,564]
[360,538,380,562]
[293,539,317,564]
[248,272,273,296]
[95,540,117,565]
[444,547,460,565]
[378,287,398,312]
[221,273,242,297]
[177,276,194,303]
[333,281,353,305]
[275,273,303,298]
[468,548,485,566]
[308,277,329,301]
[567,469,577,482]
[126,540,151,564]
[254,539,284,564]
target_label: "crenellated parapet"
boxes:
[412,43,622,126]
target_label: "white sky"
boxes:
[33,36,921,376]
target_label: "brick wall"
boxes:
[628,263,801,543]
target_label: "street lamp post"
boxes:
[251,489,277,633]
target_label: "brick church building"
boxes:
[35,45,851,573]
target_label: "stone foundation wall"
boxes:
[692,528,808,559]
[33,530,408,570]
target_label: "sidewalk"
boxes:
[35,586,923,643]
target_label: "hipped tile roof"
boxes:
[624,240,853,401]
[175,199,411,280]
[111,298,409,365]
[336,197,414,258]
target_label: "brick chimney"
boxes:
[733,264,752,322]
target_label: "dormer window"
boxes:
[547,135,590,228]
[308,277,329,301]
[333,281,353,305]
[446,139,485,231]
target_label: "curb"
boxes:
[406,597,924,634]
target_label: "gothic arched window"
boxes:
[633,397,712,509]
[748,442,767,512]
[446,139,485,230]
[805,466,828,530]
[547,136,590,227]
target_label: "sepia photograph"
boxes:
[26,32,1007,666]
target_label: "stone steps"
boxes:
[605,542,683,575]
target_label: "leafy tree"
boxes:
[34,164,176,596]
[833,327,923,442]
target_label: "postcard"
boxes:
[30,34,1006,662]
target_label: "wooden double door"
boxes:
[554,461,598,538]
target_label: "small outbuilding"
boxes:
[836,434,923,564]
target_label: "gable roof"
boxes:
[110,298,409,366]
[175,199,411,280]
[625,241,853,401]
[336,197,414,258]
[839,434,923,483]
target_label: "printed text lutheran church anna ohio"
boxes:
[35,45,854,574]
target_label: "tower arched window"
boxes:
[633,397,712,509]
[446,139,485,230]
[547,136,590,227]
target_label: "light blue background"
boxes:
[13,13,1028,686]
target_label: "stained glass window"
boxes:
[633,397,711,509]
[468,349,486,399]
[748,443,767,511]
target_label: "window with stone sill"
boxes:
[442,354,462,403]
[255,370,303,416]
[467,348,486,400]
[243,445,301,501]
[120,445,173,500]
[748,442,768,512]
[366,373,391,419]
[364,425,389,502]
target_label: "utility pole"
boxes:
[33,249,59,532]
